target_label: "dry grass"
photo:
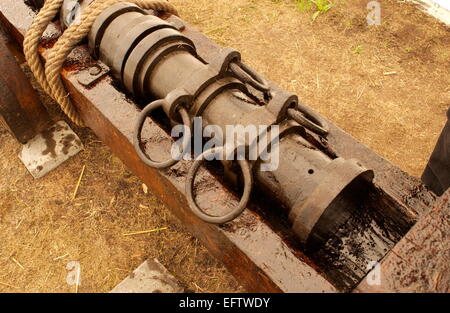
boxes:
[0,125,243,292]
[0,0,449,292]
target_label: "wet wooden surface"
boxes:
[0,1,438,292]
[356,189,449,292]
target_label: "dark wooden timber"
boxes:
[0,26,51,144]
[0,1,438,292]
[356,189,450,293]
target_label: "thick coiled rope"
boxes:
[23,0,178,126]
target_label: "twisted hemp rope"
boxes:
[23,0,178,126]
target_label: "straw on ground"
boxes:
[71,165,86,201]
[123,227,168,236]
[0,281,18,289]
[11,257,24,270]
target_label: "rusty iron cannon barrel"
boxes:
[85,2,373,248]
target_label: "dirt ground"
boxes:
[0,0,448,292]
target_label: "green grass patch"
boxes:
[296,0,333,21]
[351,44,363,54]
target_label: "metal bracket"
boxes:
[76,61,110,87]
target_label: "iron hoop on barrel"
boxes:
[229,61,271,96]
[134,99,191,169]
[185,146,253,224]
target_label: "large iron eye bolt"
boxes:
[134,99,191,169]
[185,146,253,224]
[287,103,329,137]
[229,61,271,97]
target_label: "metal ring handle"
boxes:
[229,61,271,94]
[134,99,191,169]
[185,146,253,224]
[287,104,329,137]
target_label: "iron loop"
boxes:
[134,99,191,168]
[185,146,253,224]
[229,61,271,96]
[287,103,329,137]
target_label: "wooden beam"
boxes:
[0,27,51,143]
[355,189,450,292]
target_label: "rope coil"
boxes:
[23,0,178,126]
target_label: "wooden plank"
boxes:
[355,189,450,292]
[0,27,51,143]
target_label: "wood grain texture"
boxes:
[356,189,449,292]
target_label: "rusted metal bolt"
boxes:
[89,65,102,76]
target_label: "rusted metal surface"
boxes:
[286,103,329,137]
[88,4,375,250]
[185,146,254,225]
[229,61,271,96]
[356,189,450,293]
[0,0,438,292]
[76,61,110,87]
[134,99,192,169]
[0,28,51,144]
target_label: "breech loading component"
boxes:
[85,2,374,248]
